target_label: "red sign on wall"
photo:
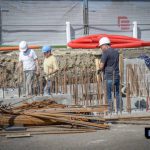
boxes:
[118,16,130,31]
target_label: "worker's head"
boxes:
[42,45,52,58]
[19,41,28,52]
[99,37,111,51]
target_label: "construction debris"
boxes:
[0,49,150,137]
[1,98,150,138]
[0,99,109,130]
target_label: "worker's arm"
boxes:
[31,49,40,75]
[52,68,58,74]
[16,52,23,72]
[52,56,59,73]
[96,53,107,75]
[96,61,104,75]
[15,61,23,73]
[99,61,104,70]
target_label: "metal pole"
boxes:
[83,0,89,35]
[66,21,71,48]
[133,21,138,38]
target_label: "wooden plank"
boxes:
[6,133,31,138]
[1,130,96,137]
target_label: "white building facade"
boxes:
[0,0,150,46]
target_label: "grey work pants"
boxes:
[23,70,35,96]
[44,80,51,95]
[44,80,56,95]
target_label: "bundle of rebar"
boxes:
[0,99,109,130]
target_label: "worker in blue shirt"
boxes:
[98,37,120,113]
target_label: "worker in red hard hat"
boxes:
[98,37,120,114]
[16,41,39,97]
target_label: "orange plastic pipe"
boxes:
[0,45,41,51]
[68,42,98,49]
[111,42,142,48]
[141,42,150,46]
[68,34,150,49]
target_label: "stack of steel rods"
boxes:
[44,66,105,106]
[0,99,109,129]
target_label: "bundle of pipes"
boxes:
[0,99,109,130]
[68,34,150,49]
[0,46,41,51]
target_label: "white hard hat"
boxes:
[99,37,111,46]
[19,41,28,52]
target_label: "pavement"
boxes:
[0,89,150,150]
[0,124,150,150]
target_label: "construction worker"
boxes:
[42,45,59,95]
[16,41,39,97]
[98,37,120,113]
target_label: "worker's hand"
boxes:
[36,70,40,76]
[96,69,102,75]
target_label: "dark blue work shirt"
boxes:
[101,48,120,80]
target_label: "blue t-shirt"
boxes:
[101,48,119,80]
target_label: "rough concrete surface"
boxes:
[0,124,150,150]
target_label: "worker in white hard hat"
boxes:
[98,37,120,113]
[16,41,39,97]
[42,45,59,95]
